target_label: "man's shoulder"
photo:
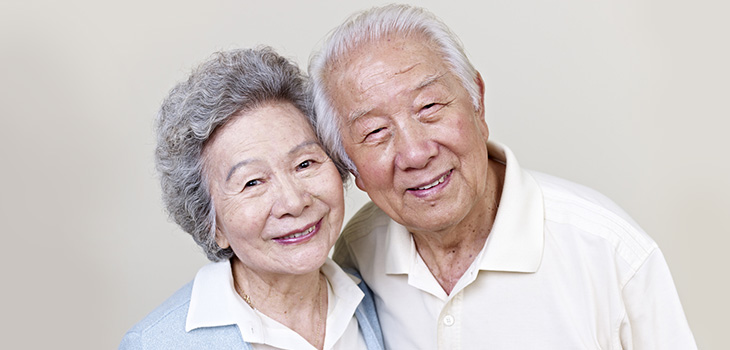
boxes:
[341,201,392,242]
[530,171,629,214]
[334,201,393,269]
[529,170,658,268]
[529,170,642,226]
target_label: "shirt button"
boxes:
[443,315,455,326]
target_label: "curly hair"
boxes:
[155,47,346,261]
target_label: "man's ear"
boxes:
[474,72,490,139]
[353,170,366,192]
[475,72,486,118]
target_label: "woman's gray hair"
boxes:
[156,47,346,262]
[308,4,481,176]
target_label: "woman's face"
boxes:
[203,102,344,277]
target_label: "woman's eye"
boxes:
[298,160,313,170]
[244,179,261,188]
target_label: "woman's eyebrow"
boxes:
[225,159,254,182]
[225,140,319,182]
[288,140,319,155]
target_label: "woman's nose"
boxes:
[271,176,313,218]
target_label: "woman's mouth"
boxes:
[273,220,321,244]
[280,225,315,240]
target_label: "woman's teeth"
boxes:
[280,225,315,240]
[415,172,449,190]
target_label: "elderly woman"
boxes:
[120,48,383,350]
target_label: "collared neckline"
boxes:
[478,141,544,273]
[185,259,364,348]
[185,260,263,341]
[383,141,544,276]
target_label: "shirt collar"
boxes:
[186,259,364,347]
[384,219,414,275]
[383,140,544,275]
[321,259,364,349]
[479,141,544,272]
[186,260,263,342]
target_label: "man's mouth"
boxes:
[409,170,452,191]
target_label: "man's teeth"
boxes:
[415,172,448,190]
[280,225,315,240]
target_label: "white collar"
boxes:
[185,260,262,340]
[186,259,364,347]
[384,140,545,275]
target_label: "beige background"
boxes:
[1,0,727,348]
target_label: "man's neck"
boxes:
[411,158,506,294]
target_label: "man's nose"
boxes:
[393,119,438,171]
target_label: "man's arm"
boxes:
[620,249,697,349]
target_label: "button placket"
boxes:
[443,314,455,326]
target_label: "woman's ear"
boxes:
[214,227,230,249]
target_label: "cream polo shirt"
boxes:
[185,258,367,350]
[333,141,696,350]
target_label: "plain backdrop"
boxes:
[1,0,727,348]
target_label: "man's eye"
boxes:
[368,127,384,136]
[422,103,437,110]
[362,125,389,143]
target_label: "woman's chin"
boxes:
[281,252,330,276]
[233,245,331,278]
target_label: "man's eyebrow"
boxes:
[348,108,372,126]
[347,72,448,126]
[415,72,447,90]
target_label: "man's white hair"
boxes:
[309,4,481,175]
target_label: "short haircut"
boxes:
[309,4,480,175]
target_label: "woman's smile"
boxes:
[273,218,322,244]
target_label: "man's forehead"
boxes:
[327,36,451,117]
[331,36,443,82]
[345,71,450,125]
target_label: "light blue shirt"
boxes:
[120,262,383,350]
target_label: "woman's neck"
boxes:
[231,258,327,349]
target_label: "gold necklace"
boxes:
[317,273,329,334]
[315,273,327,339]
[232,273,327,331]
[233,273,328,347]
[233,278,255,310]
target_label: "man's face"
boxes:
[328,36,491,234]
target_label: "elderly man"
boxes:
[309,4,696,350]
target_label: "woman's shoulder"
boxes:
[120,282,194,347]
[120,280,250,349]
